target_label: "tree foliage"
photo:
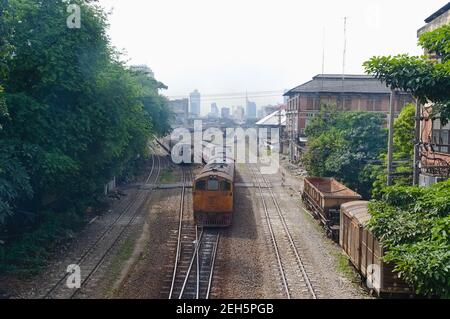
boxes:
[364,25,450,124]
[0,0,171,273]
[371,103,415,198]
[302,105,387,198]
[368,180,450,298]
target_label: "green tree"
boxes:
[371,103,416,198]
[0,0,11,121]
[368,180,450,298]
[303,106,387,198]
[132,70,172,137]
[0,0,171,273]
[364,24,450,123]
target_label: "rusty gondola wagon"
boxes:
[302,177,362,241]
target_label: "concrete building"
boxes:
[130,65,155,78]
[209,103,219,118]
[221,107,231,119]
[130,64,168,94]
[246,100,257,119]
[257,108,264,119]
[189,89,201,117]
[417,2,450,186]
[261,104,285,118]
[233,106,245,122]
[168,98,189,126]
[284,74,414,161]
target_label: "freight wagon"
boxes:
[340,201,413,296]
[302,177,362,241]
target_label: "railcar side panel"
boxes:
[340,201,413,296]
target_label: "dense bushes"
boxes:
[0,0,171,273]
[368,181,450,298]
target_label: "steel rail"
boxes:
[44,153,159,299]
[205,234,220,299]
[178,228,204,299]
[69,154,163,299]
[256,165,317,299]
[168,166,187,299]
[249,164,291,299]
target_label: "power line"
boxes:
[165,90,285,100]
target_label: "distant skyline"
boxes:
[98,0,446,114]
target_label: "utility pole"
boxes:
[387,89,396,186]
[413,99,421,186]
[278,103,282,154]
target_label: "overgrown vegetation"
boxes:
[364,22,450,298]
[368,181,450,298]
[0,0,172,274]
[370,103,415,198]
[302,105,387,198]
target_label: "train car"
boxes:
[340,201,413,296]
[302,177,362,241]
[201,143,234,165]
[193,161,235,227]
[171,142,194,165]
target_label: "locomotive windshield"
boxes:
[195,180,206,190]
[207,179,219,191]
[220,181,231,191]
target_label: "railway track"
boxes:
[166,167,219,299]
[43,150,164,299]
[249,164,317,299]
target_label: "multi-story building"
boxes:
[221,107,231,119]
[130,64,168,94]
[130,65,155,78]
[257,108,264,119]
[261,104,286,118]
[209,103,219,118]
[168,98,189,126]
[417,2,450,186]
[233,106,245,122]
[284,74,414,161]
[189,89,201,117]
[246,100,257,119]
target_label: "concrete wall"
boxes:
[417,9,450,36]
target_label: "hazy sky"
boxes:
[97,0,447,114]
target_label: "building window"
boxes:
[306,97,314,110]
[343,97,352,110]
[314,97,320,110]
[374,99,382,112]
[432,120,450,154]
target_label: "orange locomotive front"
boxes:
[193,162,235,227]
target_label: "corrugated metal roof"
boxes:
[284,74,393,96]
[255,110,286,126]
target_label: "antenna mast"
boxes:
[342,17,347,88]
[321,27,325,90]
